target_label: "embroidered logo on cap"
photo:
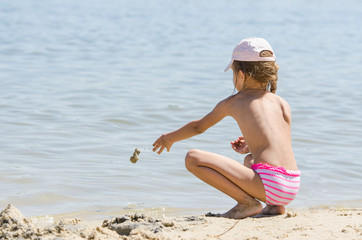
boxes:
[259,50,273,57]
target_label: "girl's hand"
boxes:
[231,136,250,154]
[152,133,174,154]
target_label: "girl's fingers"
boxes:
[152,138,160,147]
[152,145,159,152]
[153,140,162,152]
[157,146,165,154]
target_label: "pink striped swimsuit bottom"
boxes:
[251,163,301,206]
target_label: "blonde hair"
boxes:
[233,61,279,93]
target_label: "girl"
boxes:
[152,37,301,219]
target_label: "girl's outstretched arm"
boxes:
[152,98,230,154]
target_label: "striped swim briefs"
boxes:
[251,163,301,206]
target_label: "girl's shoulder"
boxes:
[262,93,292,121]
[273,94,292,122]
[267,93,290,106]
[275,94,291,110]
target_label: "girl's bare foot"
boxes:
[260,205,285,215]
[221,200,262,219]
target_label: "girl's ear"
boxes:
[237,70,245,82]
[234,70,246,91]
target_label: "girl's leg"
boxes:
[243,154,254,168]
[244,154,285,215]
[260,205,285,215]
[185,149,265,219]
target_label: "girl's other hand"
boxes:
[231,136,250,154]
[152,133,174,154]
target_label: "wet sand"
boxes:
[1,204,361,240]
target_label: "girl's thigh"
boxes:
[186,149,266,201]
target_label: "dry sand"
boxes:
[1,204,361,240]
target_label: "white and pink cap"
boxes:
[224,37,276,72]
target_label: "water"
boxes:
[0,0,361,217]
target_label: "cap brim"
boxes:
[224,60,234,72]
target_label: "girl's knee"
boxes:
[185,149,201,171]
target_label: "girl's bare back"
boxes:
[227,89,297,170]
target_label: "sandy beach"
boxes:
[1,204,361,240]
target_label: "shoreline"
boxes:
[7,199,362,221]
[1,204,361,240]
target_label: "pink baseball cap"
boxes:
[224,37,276,72]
